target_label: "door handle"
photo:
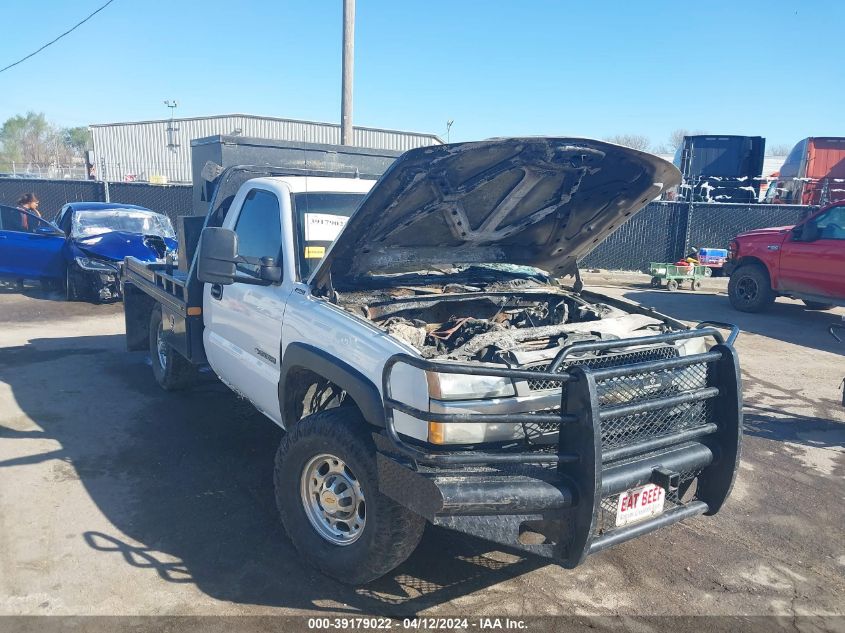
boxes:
[210,283,223,300]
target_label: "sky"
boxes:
[0,0,842,151]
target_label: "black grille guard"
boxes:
[379,322,742,566]
[381,323,738,467]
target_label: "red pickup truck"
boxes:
[726,203,845,312]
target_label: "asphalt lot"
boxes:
[0,276,843,618]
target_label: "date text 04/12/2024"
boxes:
[306,618,528,630]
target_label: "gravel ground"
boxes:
[0,277,843,621]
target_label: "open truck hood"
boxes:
[311,137,680,290]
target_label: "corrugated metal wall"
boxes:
[91,115,443,183]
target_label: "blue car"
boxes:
[0,202,177,302]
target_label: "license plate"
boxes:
[615,483,665,527]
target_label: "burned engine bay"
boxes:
[334,284,668,363]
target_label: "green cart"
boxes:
[648,262,712,291]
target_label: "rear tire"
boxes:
[149,305,196,390]
[728,264,775,312]
[802,300,835,311]
[666,279,679,292]
[692,279,703,291]
[274,409,426,585]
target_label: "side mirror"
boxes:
[196,228,283,286]
[800,222,820,242]
[259,257,282,283]
[197,227,238,285]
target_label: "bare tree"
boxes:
[766,143,791,157]
[667,129,690,152]
[603,134,652,152]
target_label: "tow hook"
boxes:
[651,467,681,492]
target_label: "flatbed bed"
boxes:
[122,257,206,364]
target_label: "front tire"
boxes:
[274,409,425,585]
[149,305,196,390]
[728,264,775,312]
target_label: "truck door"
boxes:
[202,186,289,423]
[778,205,845,300]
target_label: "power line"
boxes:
[0,0,117,75]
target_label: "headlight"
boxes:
[426,371,516,401]
[75,256,117,272]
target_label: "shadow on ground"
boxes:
[620,288,844,356]
[614,287,845,447]
[0,334,546,615]
[740,370,845,448]
[0,282,121,322]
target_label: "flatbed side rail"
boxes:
[121,257,206,364]
[122,258,190,316]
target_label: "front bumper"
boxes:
[69,265,121,301]
[376,325,742,567]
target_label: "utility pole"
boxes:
[340,0,355,145]
[164,100,179,182]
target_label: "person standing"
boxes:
[13,193,42,289]
[16,193,41,231]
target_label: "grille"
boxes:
[596,362,711,450]
[525,346,678,392]
[520,347,714,451]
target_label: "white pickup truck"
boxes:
[121,137,742,584]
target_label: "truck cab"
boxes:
[727,202,845,312]
[201,176,374,421]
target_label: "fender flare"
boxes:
[733,256,777,289]
[279,342,385,428]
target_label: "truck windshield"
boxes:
[293,192,366,279]
[72,209,176,239]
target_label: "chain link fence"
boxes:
[0,177,191,224]
[684,203,809,252]
[107,182,193,225]
[580,201,817,271]
[0,178,104,221]
[581,202,690,271]
[0,176,823,272]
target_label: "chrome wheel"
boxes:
[155,320,168,370]
[300,453,366,546]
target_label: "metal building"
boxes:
[90,114,443,183]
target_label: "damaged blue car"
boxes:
[0,202,177,302]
